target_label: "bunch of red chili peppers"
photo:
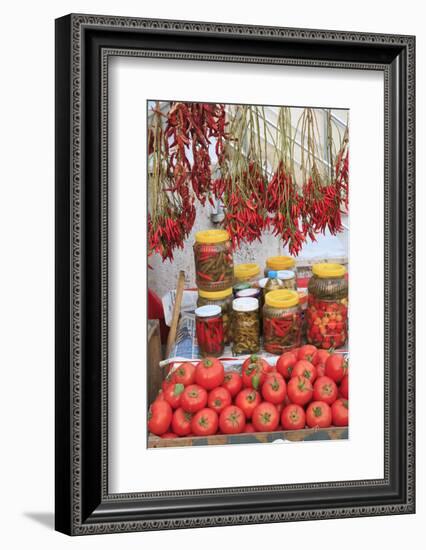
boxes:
[148,103,349,261]
[148,101,227,261]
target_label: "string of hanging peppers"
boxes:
[148,101,349,261]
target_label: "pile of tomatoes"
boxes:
[148,346,349,438]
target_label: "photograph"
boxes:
[52,11,415,537]
[147,101,350,447]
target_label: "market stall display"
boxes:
[147,346,349,447]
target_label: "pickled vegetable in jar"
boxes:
[194,230,234,291]
[264,256,295,277]
[234,263,261,284]
[263,290,301,355]
[232,297,260,355]
[195,305,224,357]
[277,270,297,290]
[306,263,348,350]
[197,288,233,344]
[263,271,285,295]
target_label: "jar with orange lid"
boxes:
[264,255,296,277]
[193,230,234,291]
[263,290,302,354]
[197,287,233,344]
[234,263,261,285]
[306,263,348,349]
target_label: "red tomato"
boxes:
[297,344,318,362]
[325,353,348,383]
[276,351,298,379]
[207,386,232,414]
[291,360,317,383]
[163,382,185,409]
[340,375,349,399]
[147,400,172,435]
[312,349,330,367]
[180,384,208,413]
[161,432,177,439]
[252,402,279,432]
[313,376,338,405]
[222,371,243,397]
[287,376,313,406]
[219,405,246,434]
[171,407,193,436]
[235,388,261,419]
[306,401,332,428]
[244,423,255,433]
[332,398,349,426]
[261,372,287,404]
[191,408,218,436]
[195,357,225,390]
[281,404,306,430]
[172,362,196,386]
[242,355,272,389]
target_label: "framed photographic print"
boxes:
[55,14,415,535]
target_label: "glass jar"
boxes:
[264,255,295,277]
[236,287,264,328]
[195,305,224,357]
[263,290,302,354]
[232,297,260,355]
[306,263,348,349]
[193,230,234,291]
[263,271,285,295]
[234,263,261,284]
[233,281,252,295]
[197,288,233,344]
[277,270,297,290]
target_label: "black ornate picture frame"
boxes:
[55,14,415,535]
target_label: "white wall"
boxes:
[0,1,423,549]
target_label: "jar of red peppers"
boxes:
[306,263,348,349]
[195,305,224,357]
[194,230,234,291]
[197,288,233,344]
[263,290,302,354]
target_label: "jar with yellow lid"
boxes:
[234,263,261,284]
[263,290,302,354]
[193,230,234,291]
[264,255,296,277]
[197,287,233,344]
[306,263,348,349]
